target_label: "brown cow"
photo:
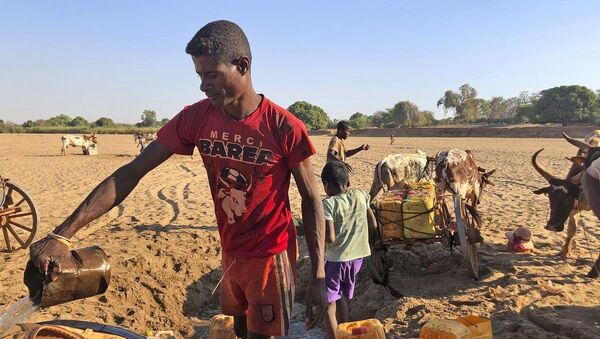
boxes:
[435,149,495,213]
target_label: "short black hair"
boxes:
[185,20,252,65]
[321,161,349,187]
[337,121,350,131]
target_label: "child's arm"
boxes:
[367,207,379,244]
[367,207,377,231]
[325,220,336,243]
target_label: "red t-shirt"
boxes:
[157,96,316,258]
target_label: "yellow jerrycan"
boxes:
[336,318,386,339]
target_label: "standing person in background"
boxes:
[311,161,377,338]
[327,121,369,170]
[390,131,395,145]
[28,20,328,339]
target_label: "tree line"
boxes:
[0,110,167,133]
[287,84,600,130]
[2,84,599,133]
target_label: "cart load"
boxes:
[374,180,436,240]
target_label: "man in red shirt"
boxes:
[29,20,327,338]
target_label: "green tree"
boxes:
[533,85,598,125]
[327,119,339,129]
[68,116,90,127]
[94,117,115,128]
[514,104,536,123]
[369,111,391,127]
[488,97,510,120]
[348,112,368,129]
[414,110,436,127]
[160,118,170,126]
[287,101,330,130]
[140,110,157,127]
[22,120,34,128]
[46,114,72,126]
[437,84,485,121]
[389,101,419,127]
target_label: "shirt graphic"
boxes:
[157,96,316,257]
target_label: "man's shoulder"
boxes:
[262,97,305,127]
[328,135,339,146]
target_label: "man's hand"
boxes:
[304,277,328,329]
[362,144,370,151]
[29,236,71,282]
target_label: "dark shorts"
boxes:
[325,258,363,303]
[220,250,295,336]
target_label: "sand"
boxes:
[0,133,599,338]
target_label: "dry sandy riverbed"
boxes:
[0,134,599,338]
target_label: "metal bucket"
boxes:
[23,246,111,308]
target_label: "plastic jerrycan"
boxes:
[209,314,239,339]
[403,184,435,239]
[420,316,493,339]
[455,316,492,339]
[336,319,386,339]
[377,189,405,239]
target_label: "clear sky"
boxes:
[1,1,599,124]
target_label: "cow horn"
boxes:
[532,149,557,181]
[563,132,592,151]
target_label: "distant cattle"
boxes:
[435,149,495,226]
[134,133,157,153]
[134,133,157,144]
[61,134,97,156]
[368,150,434,199]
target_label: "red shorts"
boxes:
[220,249,296,336]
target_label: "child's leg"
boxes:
[336,297,349,324]
[325,301,338,339]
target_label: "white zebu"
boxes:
[61,134,97,156]
[368,150,434,199]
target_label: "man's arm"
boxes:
[291,157,328,329]
[345,144,369,158]
[30,141,174,275]
[291,158,325,278]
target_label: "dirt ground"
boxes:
[1,133,599,338]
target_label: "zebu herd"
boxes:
[59,133,157,156]
[56,130,600,278]
[368,130,600,278]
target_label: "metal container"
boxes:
[23,246,111,308]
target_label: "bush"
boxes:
[0,121,24,133]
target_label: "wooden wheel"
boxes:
[453,195,479,280]
[0,181,39,252]
[436,197,453,248]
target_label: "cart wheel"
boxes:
[454,195,478,279]
[438,198,453,248]
[0,181,39,252]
